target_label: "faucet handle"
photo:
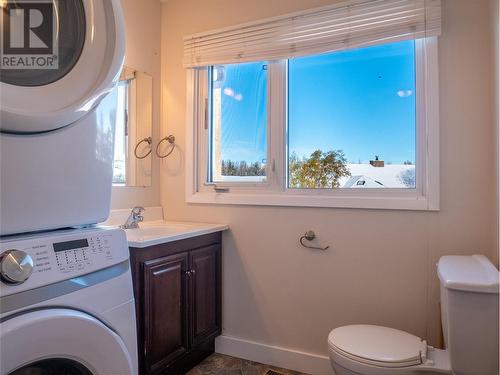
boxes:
[131,206,145,214]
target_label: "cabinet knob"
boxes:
[185,270,192,277]
[191,269,196,275]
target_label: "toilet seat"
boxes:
[328,325,427,368]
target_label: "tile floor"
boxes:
[186,353,310,375]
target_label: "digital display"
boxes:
[53,239,89,252]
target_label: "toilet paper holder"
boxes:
[299,230,330,251]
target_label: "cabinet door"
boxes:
[189,245,221,346]
[143,253,189,374]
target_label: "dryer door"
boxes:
[0,0,125,133]
[0,309,135,375]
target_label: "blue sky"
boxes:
[214,40,416,165]
[213,62,268,164]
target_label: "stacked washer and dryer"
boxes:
[0,1,138,374]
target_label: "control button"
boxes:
[0,249,34,284]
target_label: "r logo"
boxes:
[1,0,58,69]
[3,2,53,54]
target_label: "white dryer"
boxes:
[0,0,125,235]
[0,227,138,375]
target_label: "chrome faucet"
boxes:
[121,206,145,229]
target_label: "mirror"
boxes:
[112,66,153,187]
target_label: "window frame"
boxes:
[185,38,439,211]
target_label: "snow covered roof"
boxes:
[218,163,415,188]
[343,175,384,188]
[340,164,415,188]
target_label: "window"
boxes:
[209,62,268,183]
[288,41,416,190]
[185,1,440,210]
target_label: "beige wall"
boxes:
[160,0,498,357]
[492,0,500,264]
[111,0,162,209]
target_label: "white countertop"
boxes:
[120,220,228,248]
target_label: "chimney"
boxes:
[370,155,384,167]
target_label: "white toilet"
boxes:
[328,255,499,375]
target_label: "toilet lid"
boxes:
[328,325,427,367]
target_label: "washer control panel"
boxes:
[52,236,113,273]
[0,227,128,296]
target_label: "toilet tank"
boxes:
[437,255,499,375]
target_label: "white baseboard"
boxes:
[215,335,334,375]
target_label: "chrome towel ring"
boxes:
[156,135,176,158]
[299,230,330,251]
[134,136,152,159]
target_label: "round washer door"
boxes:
[0,309,135,375]
[0,0,125,133]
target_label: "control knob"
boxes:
[0,250,34,284]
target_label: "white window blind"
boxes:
[183,0,441,68]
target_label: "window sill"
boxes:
[186,191,439,211]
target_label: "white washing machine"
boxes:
[0,227,138,375]
[0,0,125,235]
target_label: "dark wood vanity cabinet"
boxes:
[129,232,222,375]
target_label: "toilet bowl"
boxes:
[328,255,499,375]
[328,325,451,375]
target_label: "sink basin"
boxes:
[127,223,196,238]
[123,221,228,248]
